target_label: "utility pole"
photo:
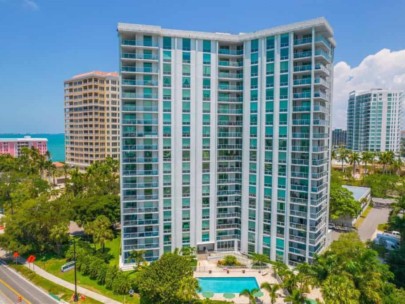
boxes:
[73,239,78,302]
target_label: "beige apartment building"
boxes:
[64,71,120,169]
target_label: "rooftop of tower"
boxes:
[118,17,335,46]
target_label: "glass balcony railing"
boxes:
[122,53,158,60]
[218,72,243,79]
[121,66,158,73]
[294,51,312,59]
[122,79,158,86]
[121,39,159,47]
[294,37,312,45]
[122,92,158,99]
[219,49,243,55]
[218,60,243,67]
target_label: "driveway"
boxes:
[357,206,390,241]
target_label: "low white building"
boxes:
[332,185,371,227]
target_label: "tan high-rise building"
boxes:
[64,71,120,169]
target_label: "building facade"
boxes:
[64,71,120,169]
[0,136,48,157]
[332,128,347,147]
[347,89,403,153]
[118,18,335,267]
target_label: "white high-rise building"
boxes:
[118,18,335,268]
[347,89,403,153]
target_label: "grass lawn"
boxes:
[354,205,373,228]
[35,236,140,304]
[377,223,389,231]
[10,264,101,304]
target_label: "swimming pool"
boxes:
[197,277,259,293]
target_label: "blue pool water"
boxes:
[198,277,259,293]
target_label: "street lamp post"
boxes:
[73,238,79,302]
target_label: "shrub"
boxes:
[96,264,108,285]
[105,265,119,290]
[112,271,132,294]
[217,255,243,267]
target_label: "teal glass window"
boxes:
[203,40,211,52]
[280,62,289,73]
[250,90,258,101]
[183,52,191,63]
[203,66,211,76]
[163,63,171,75]
[280,48,289,60]
[266,88,274,100]
[251,78,258,89]
[163,50,171,61]
[182,64,191,75]
[251,39,259,52]
[163,76,171,87]
[266,63,274,74]
[280,88,288,99]
[203,103,210,113]
[251,65,258,76]
[265,126,273,137]
[266,36,275,49]
[266,50,274,62]
[250,102,258,113]
[163,88,171,100]
[163,101,171,112]
[203,90,210,101]
[182,114,190,124]
[203,78,211,89]
[280,34,289,47]
[280,100,288,112]
[251,53,258,64]
[163,113,171,124]
[266,101,274,112]
[183,102,190,112]
[280,74,288,86]
[182,77,191,88]
[163,37,172,49]
[203,53,211,64]
[266,114,273,124]
[182,89,190,100]
[183,38,191,50]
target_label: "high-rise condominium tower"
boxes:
[118,18,335,267]
[347,89,403,153]
[64,71,120,169]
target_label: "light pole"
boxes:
[72,238,78,302]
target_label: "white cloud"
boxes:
[22,0,39,11]
[333,48,405,129]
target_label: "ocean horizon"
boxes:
[0,133,65,162]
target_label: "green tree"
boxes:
[321,274,360,304]
[284,289,306,304]
[361,151,375,175]
[260,282,280,304]
[129,250,146,270]
[251,253,270,267]
[337,148,349,172]
[379,151,395,174]
[239,288,259,304]
[49,223,69,256]
[176,276,200,304]
[85,215,114,252]
[138,253,197,304]
[329,182,361,220]
[348,151,361,176]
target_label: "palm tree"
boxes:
[129,249,146,270]
[348,151,361,176]
[361,151,374,175]
[391,157,403,175]
[85,215,114,252]
[331,149,337,161]
[337,148,349,172]
[271,261,290,281]
[251,253,270,268]
[379,151,395,173]
[285,289,306,304]
[239,288,259,304]
[260,282,280,304]
[176,276,200,304]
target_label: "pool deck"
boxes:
[194,260,282,303]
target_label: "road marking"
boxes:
[0,278,31,304]
[0,285,13,304]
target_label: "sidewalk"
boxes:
[18,258,121,304]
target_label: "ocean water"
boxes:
[0,133,65,162]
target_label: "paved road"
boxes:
[358,206,390,241]
[0,262,58,304]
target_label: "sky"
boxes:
[1,0,405,133]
